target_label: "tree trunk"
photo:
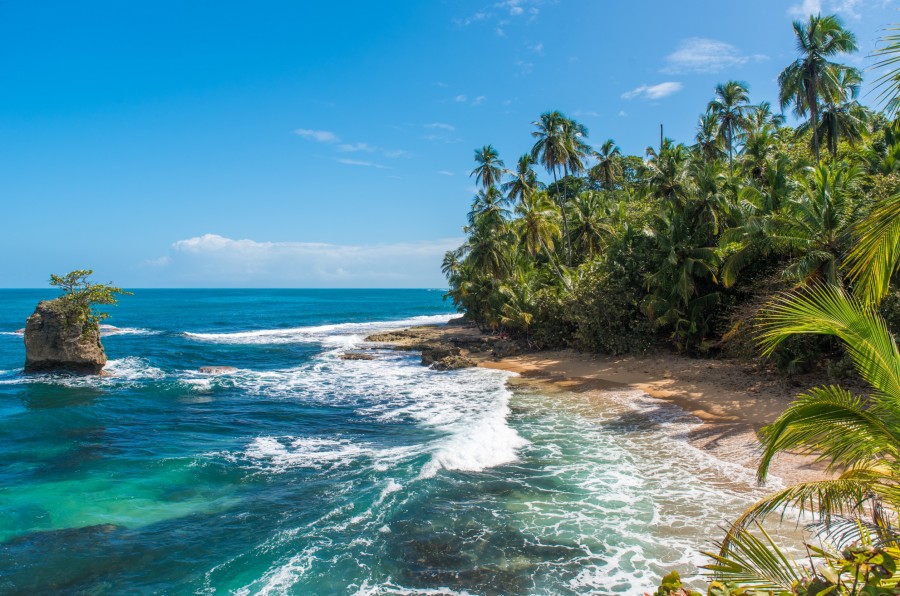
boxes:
[809,74,820,162]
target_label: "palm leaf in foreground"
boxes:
[845,192,900,306]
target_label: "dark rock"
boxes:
[24,299,106,374]
[339,352,375,361]
[491,340,521,359]
[445,316,470,327]
[431,355,477,370]
[198,366,238,374]
[421,344,461,366]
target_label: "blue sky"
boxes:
[0,0,896,287]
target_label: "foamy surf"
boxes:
[182,314,455,345]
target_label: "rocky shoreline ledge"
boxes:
[363,318,524,371]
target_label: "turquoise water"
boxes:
[0,289,765,594]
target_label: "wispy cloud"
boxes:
[426,122,456,131]
[662,38,767,74]
[151,234,459,287]
[529,41,544,55]
[788,0,865,18]
[515,59,534,76]
[337,142,375,153]
[295,129,407,160]
[573,109,601,118]
[471,95,487,106]
[621,82,683,100]
[437,170,456,176]
[336,158,389,169]
[293,129,340,143]
[454,0,540,27]
[454,94,468,103]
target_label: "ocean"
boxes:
[0,289,765,594]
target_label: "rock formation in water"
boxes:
[23,299,107,374]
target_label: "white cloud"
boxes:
[573,109,601,118]
[618,110,628,117]
[788,0,865,18]
[293,129,340,143]
[788,0,822,15]
[382,149,412,158]
[438,170,456,176]
[529,42,544,55]
[154,234,459,287]
[662,38,767,74]
[426,122,456,131]
[337,142,375,152]
[621,82,683,100]
[336,158,389,169]
[471,95,487,106]
[454,94,468,103]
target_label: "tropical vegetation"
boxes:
[443,11,900,594]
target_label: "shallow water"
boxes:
[0,289,769,594]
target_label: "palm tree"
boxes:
[778,13,858,162]
[568,191,616,259]
[798,67,868,158]
[716,284,900,571]
[846,193,900,305]
[644,139,692,209]
[695,110,726,164]
[502,154,543,205]
[470,145,505,189]
[467,186,510,231]
[590,139,623,189]
[708,80,752,175]
[514,190,570,288]
[778,163,859,284]
[532,111,577,264]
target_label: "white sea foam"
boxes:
[1,325,157,337]
[98,324,159,336]
[182,314,455,345]
[0,357,165,387]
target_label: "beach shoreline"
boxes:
[366,321,832,487]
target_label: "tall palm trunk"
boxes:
[560,165,574,265]
[539,236,572,291]
[808,70,821,162]
[551,167,572,265]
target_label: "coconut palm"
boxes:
[695,110,726,164]
[708,80,752,175]
[502,154,543,205]
[778,13,858,162]
[568,191,617,259]
[590,139,623,189]
[777,163,859,284]
[532,111,576,263]
[846,193,900,305]
[467,186,510,230]
[470,145,506,189]
[799,67,868,158]
[515,190,570,288]
[645,139,692,209]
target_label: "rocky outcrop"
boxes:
[24,299,107,374]
[421,344,461,366]
[340,352,375,361]
[431,355,477,371]
[491,340,521,359]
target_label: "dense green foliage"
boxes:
[444,11,900,594]
[49,269,131,332]
[444,13,900,361]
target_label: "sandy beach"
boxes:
[367,323,837,487]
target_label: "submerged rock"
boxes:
[24,299,106,374]
[339,352,376,361]
[198,366,238,374]
[431,355,477,371]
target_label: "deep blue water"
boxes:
[0,289,762,594]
